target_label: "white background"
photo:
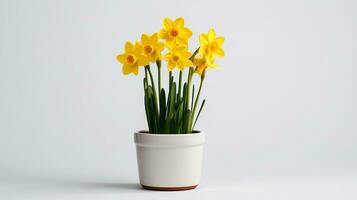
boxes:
[0,0,356,199]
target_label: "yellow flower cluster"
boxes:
[195,29,225,75]
[117,33,164,75]
[116,17,225,76]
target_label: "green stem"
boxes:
[156,60,162,117]
[145,65,159,123]
[144,67,149,85]
[192,70,206,126]
[169,71,173,89]
[186,68,193,107]
[186,47,200,111]
[178,71,182,99]
[144,67,151,132]
[156,60,161,93]
[146,66,156,96]
[193,79,203,114]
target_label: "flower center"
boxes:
[126,55,136,65]
[169,29,179,38]
[173,56,179,62]
[144,45,153,54]
[208,42,218,52]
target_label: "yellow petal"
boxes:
[141,34,150,45]
[147,53,156,63]
[177,62,185,71]
[137,55,149,66]
[205,58,219,68]
[193,58,200,66]
[122,64,131,75]
[199,44,206,55]
[116,54,127,64]
[176,36,188,46]
[154,45,164,60]
[134,42,142,55]
[195,65,205,75]
[175,45,187,53]
[151,33,158,43]
[205,54,214,64]
[125,42,134,53]
[165,39,176,47]
[217,48,225,56]
[168,62,176,71]
[174,17,184,28]
[156,42,165,52]
[215,36,225,45]
[163,53,172,61]
[199,34,208,45]
[180,58,193,67]
[208,62,219,69]
[132,65,139,75]
[193,57,204,66]
[180,27,192,38]
[178,50,191,59]
[163,18,173,29]
[158,30,168,39]
[208,28,216,42]
[155,52,162,60]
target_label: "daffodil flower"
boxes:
[164,45,193,71]
[199,29,225,64]
[159,17,192,46]
[193,56,218,76]
[141,33,165,63]
[116,42,147,75]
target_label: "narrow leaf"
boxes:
[193,99,206,130]
[191,85,195,110]
[159,88,166,133]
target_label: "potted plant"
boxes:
[116,17,225,191]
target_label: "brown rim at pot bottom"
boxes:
[141,184,198,191]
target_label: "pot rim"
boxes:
[134,130,205,147]
[135,130,203,136]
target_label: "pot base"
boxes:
[141,184,198,191]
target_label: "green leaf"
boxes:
[148,86,158,133]
[166,82,176,132]
[190,47,200,61]
[143,78,153,132]
[171,99,183,133]
[184,109,191,133]
[193,99,206,130]
[177,100,184,133]
[168,82,176,120]
[182,83,188,110]
[159,88,166,133]
[191,84,195,110]
[144,93,153,132]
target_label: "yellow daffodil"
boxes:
[193,56,218,76]
[159,17,192,46]
[116,42,147,75]
[164,45,193,71]
[141,33,165,63]
[199,28,225,64]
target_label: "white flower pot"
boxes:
[134,131,205,191]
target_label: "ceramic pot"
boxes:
[134,131,205,191]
